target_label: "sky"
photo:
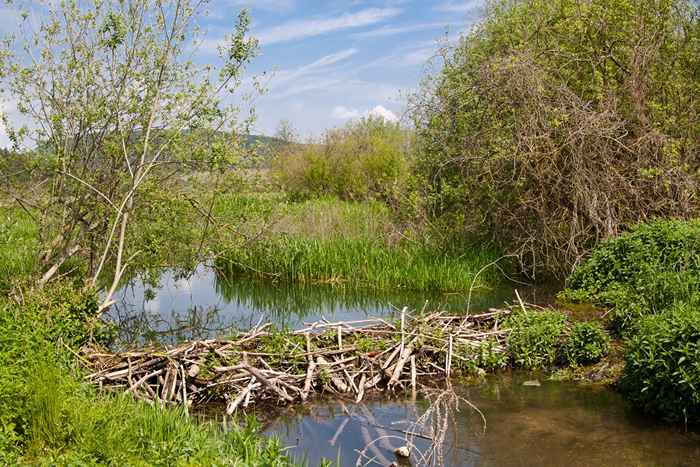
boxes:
[0,1,487,145]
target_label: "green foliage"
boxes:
[562,321,610,366]
[505,309,567,369]
[412,0,700,276]
[562,219,700,331]
[0,285,291,465]
[272,117,410,201]
[619,303,700,423]
[219,237,502,292]
[0,207,38,293]
[212,193,505,291]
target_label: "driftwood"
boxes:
[84,309,512,415]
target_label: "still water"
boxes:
[108,265,698,466]
[266,373,700,466]
[107,263,555,347]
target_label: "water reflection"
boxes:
[266,374,700,466]
[107,263,555,348]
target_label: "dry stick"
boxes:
[446,335,453,378]
[330,417,350,447]
[226,379,259,415]
[241,365,294,402]
[389,337,417,387]
[515,289,527,313]
[317,356,348,392]
[411,355,417,397]
[356,373,367,403]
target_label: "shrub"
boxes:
[619,303,700,423]
[561,321,610,366]
[505,309,566,369]
[562,219,700,331]
[412,0,700,276]
[272,116,410,201]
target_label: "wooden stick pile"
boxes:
[84,308,511,415]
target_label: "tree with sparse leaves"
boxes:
[0,0,258,309]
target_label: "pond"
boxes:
[107,265,698,466]
[265,373,700,466]
[107,263,556,347]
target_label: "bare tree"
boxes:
[0,0,258,310]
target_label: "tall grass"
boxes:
[211,193,506,291]
[0,207,38,292]
[0,286,291,465]
[218,237,503,292]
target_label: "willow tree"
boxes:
[412,0,700,277]
[0,0,258,309]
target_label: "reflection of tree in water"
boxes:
[211,268,518,320]
[106,303,235,349]
[106,264,550,348]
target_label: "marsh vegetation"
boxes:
[0,0,698,465]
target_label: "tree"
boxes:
[0,0,258,309]
[412,0,700,277]
[274,119,298,144]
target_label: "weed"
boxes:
[561,321,609,366]
[505,309,566,369]
[619,302,700,423]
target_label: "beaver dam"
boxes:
[85,308,510,413]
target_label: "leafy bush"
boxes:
[272,116,410,201]
[619,303,700,423]
[0,285,290,465]
[562,321,610,366]
[505,309,566,369]
[412,0,700,276]
[562,219,700,331]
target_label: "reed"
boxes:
[0,207,38,292]
[217,237,504,292]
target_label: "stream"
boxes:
[108,264,699,466]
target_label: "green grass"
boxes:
[0,207,39,292]
[218,237,502,291]
[212,193,506,292]
[0,284,292,465]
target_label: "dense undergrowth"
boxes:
[563,219,700,423]
[0,284,291,465]
[209,193,505,292]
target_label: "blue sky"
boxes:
[0,1,487,144]
[227,0,487,137]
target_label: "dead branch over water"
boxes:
[84,309,512,414]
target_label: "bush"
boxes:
[619,303,700,423]
[412,0,700,276]
[0,285,290,465]
[562,219,700,331]
[505,309,566,369]
[272,116,410,201]
[561,321,610,366]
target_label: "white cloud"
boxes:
[256,8,402,45]
[332,105,361,120]
[229,0,296,11]
[435,1,483,14]
[332,104,398,122]
[352,22,449,39]
[368,105,398,122]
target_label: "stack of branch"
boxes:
[84,308,511,415]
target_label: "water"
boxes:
[109,265,698,465]
[107,263,556,347]
[265,373,700,466]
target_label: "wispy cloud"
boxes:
[256,7,402,45]
[332,104,398,122]
[435,1,483,14]
[272,48,358,85]
[229,0,297,12]
[352,21,449,39]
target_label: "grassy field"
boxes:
[211,194,506,291]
